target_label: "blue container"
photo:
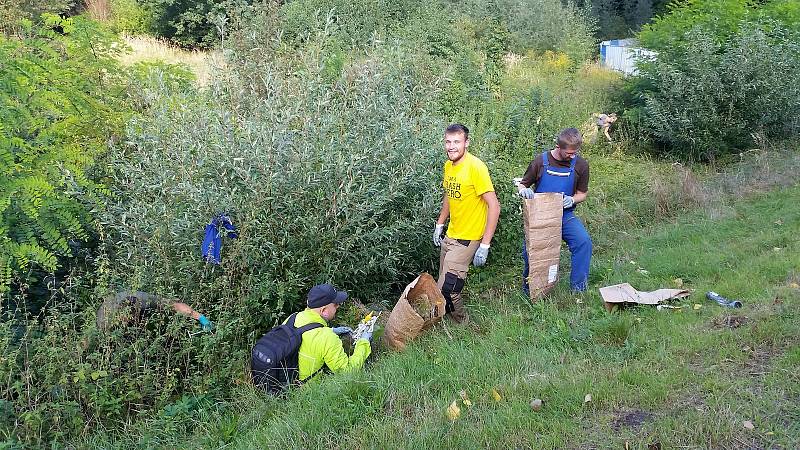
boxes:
[706,291,742,308]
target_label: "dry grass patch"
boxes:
[710,315,749,330]
[119,34,220,86]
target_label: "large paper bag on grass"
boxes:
[384,273,445,351]
[523,193,563,299]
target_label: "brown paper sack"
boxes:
[523,193,564,299]
[384,273,445,351]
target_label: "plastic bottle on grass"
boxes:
[706,291,742,308]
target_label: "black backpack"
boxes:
[251,313,323,394]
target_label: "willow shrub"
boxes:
[634,22,800,160]
[105,15,441,401]
[446,0,597,64]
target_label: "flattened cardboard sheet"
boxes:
[599,283,690,311]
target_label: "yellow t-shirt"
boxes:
[443,152,495,241]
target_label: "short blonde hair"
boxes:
[557,128,583,148]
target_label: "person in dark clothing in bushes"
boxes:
[95,290,213,332]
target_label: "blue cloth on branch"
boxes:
[201,214,238,264]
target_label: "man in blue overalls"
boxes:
[517,128,592,294]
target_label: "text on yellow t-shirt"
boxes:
[443,152,495,241]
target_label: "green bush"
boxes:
[0,0,78,33]
[279,0,464,62]
[633,21,800,160]
[107,13,444,302]
[0,293,220,445]
[447,0,597,63]
[280,0,421,45]
[638,0,800,52]
[109,0,154,34]
[0,15,127,293]
[626,0,800,159]
[0,17,445,443]
[134,0,253,49]
[588,0,670,41]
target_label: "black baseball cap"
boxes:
[307,284,349,308]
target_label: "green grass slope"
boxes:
[88,178,799,449]
[237,186,799,449]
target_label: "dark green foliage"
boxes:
[629,0,800,160]
[1,298,222,445]
[582,0,670,40]
[447,0,598,63]
[137,0,251,48]
[0,15,127,292]
[0,0,78,33]
[638,0,800,51]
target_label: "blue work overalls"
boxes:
[522,151,593,293]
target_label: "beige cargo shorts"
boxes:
[436,236,480,323]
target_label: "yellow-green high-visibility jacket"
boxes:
[285,308,371,381]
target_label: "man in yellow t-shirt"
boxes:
[433,123,501,323]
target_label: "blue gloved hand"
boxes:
[197,314,214,332]
[473,244,490,267]
[359,330,373,342]
[563,195,575,209]
[433,223,445,247]
[332,326,353,336]
[518,188,535,199]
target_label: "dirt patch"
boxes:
[741,346,777,376]
[610,408,653,431]
[710,315,749,329]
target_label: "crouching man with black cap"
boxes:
[288,284,372,382]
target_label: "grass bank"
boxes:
[82,150,800,448]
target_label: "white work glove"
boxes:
[358,320,377,342]
[518,188,535,199]
[473,244,490,267]
[433,223,445,247]
[563,195,575,209]
[331,326,353,336]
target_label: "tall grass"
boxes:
[85,0,110,21]
[118,34,217,86]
